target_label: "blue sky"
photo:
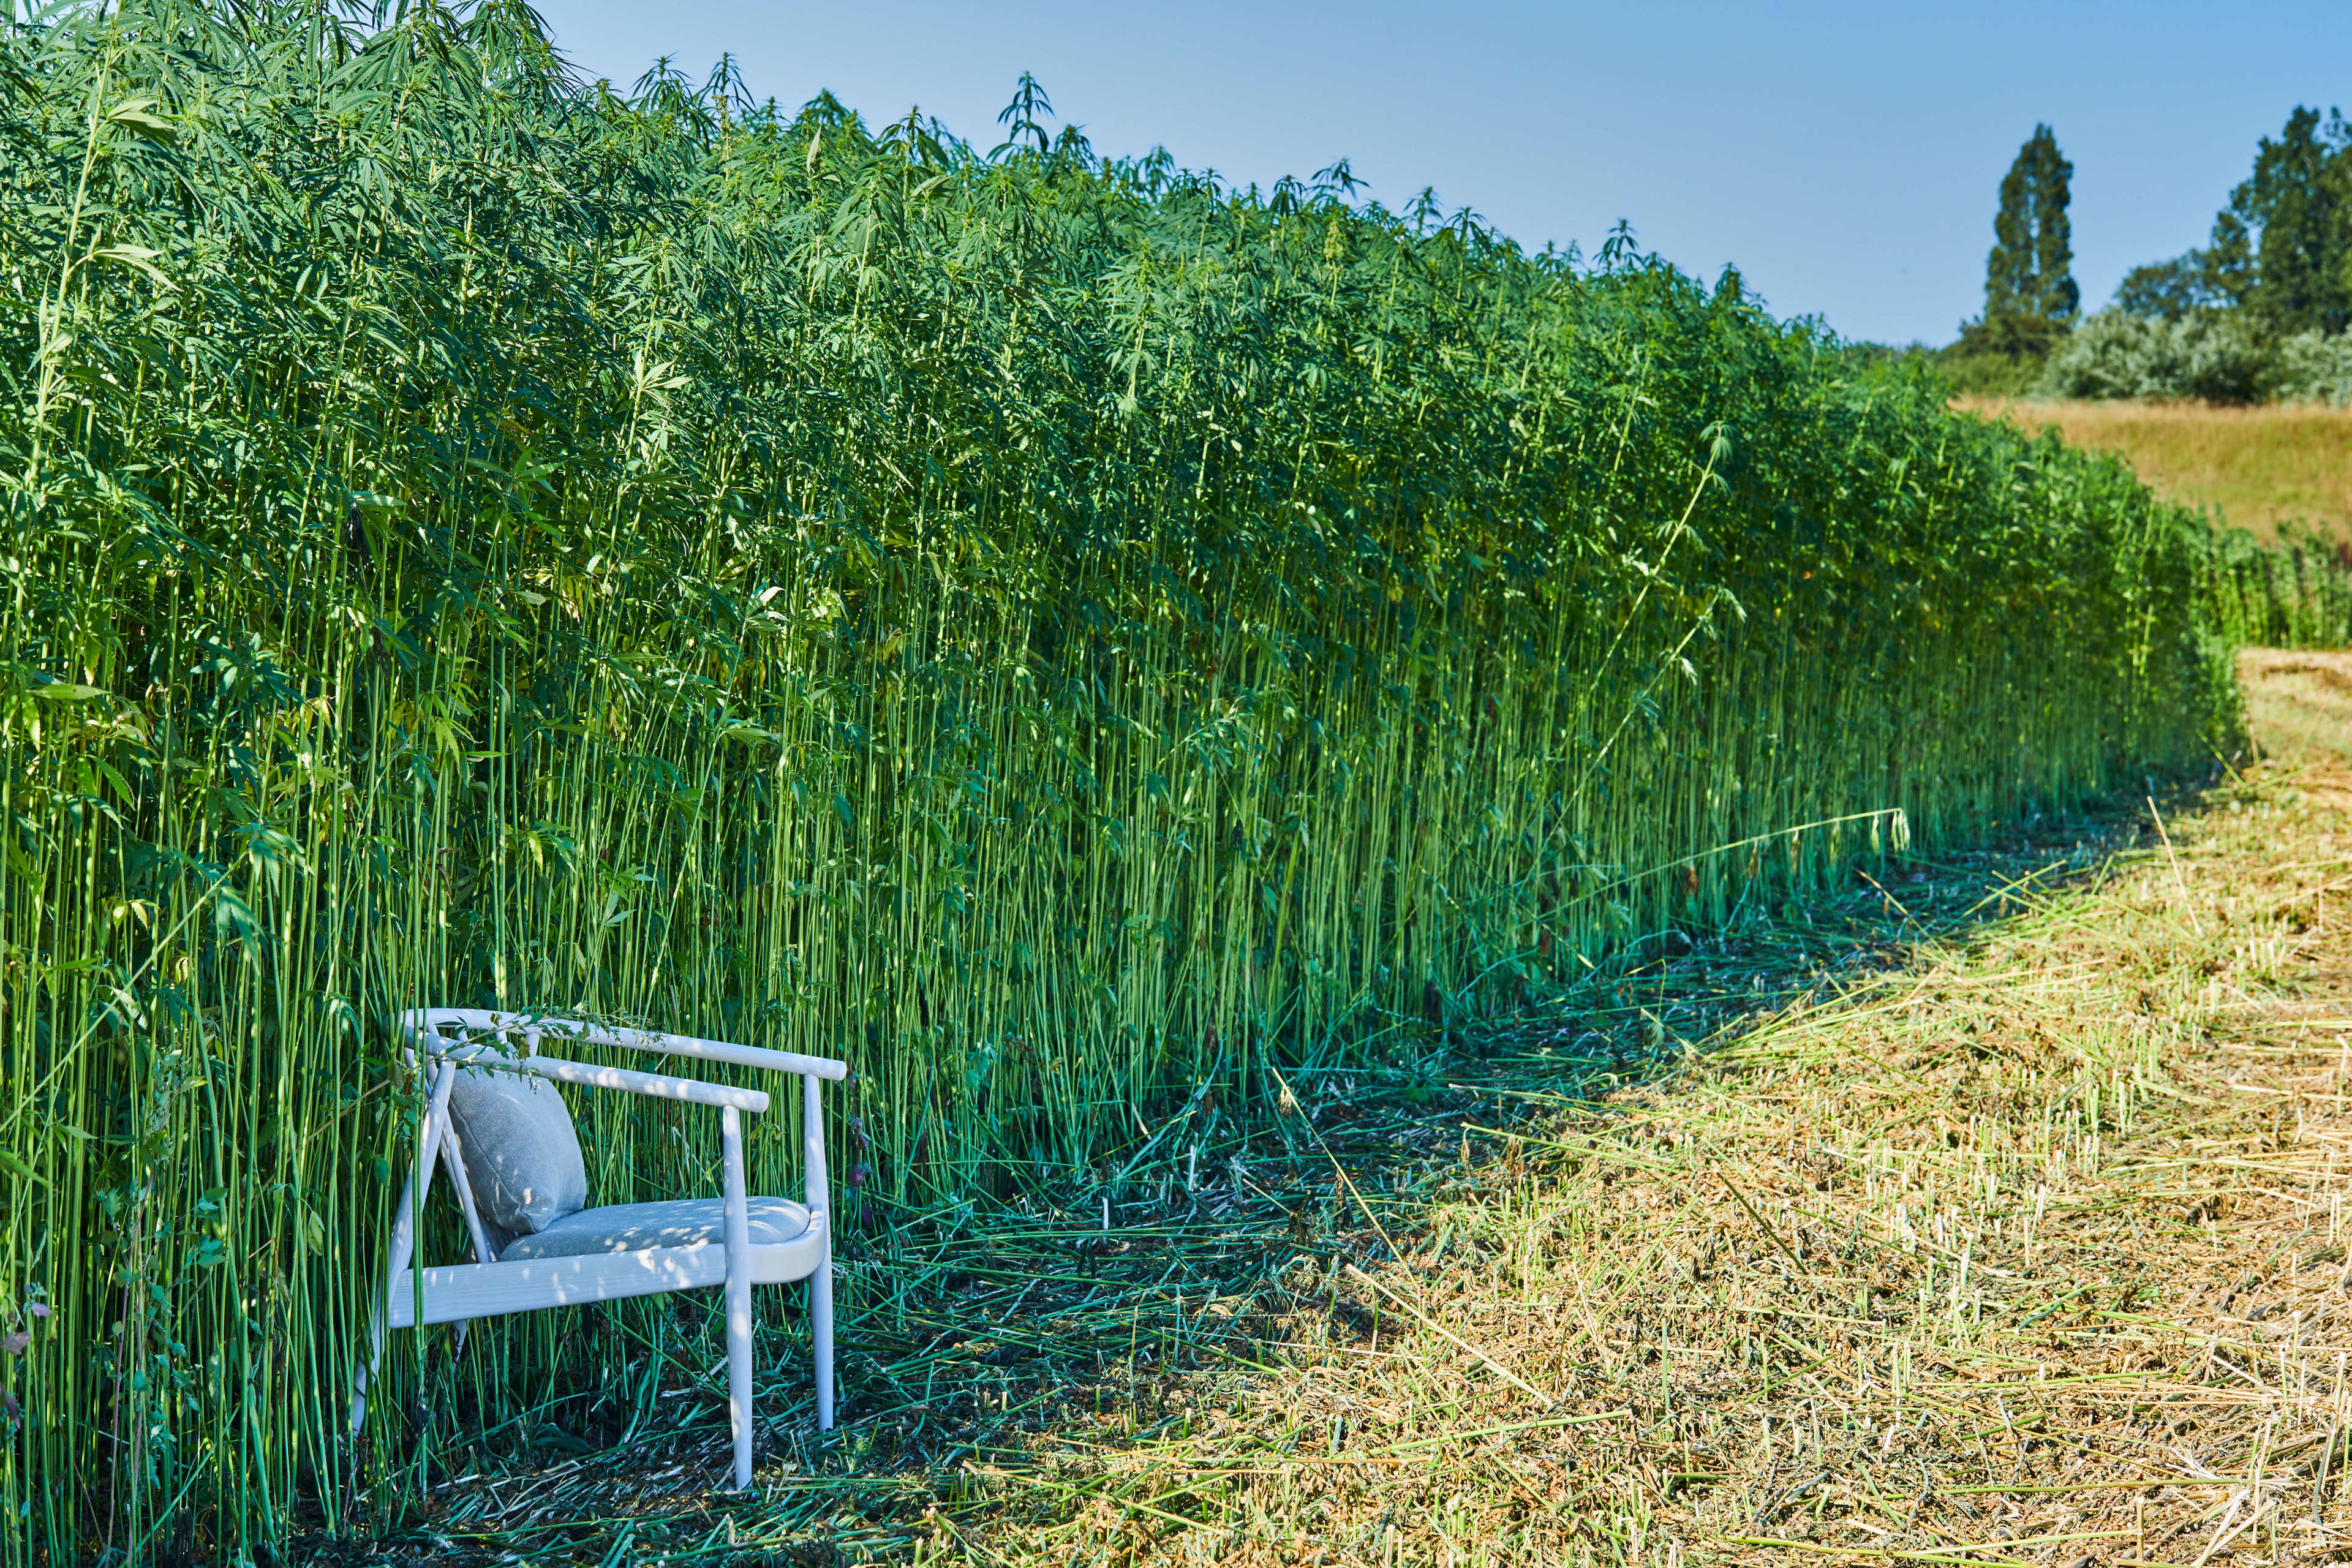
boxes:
[533,1,2351,347]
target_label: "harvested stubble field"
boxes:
[317,651,2352,1566]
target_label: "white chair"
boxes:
[351,1008,845,1490]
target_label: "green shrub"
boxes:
[2275,330,2352,405]
[1937,346,2052,398]
[2034,309,2352,406]
[2038,308,2278,403]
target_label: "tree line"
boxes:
[1942,111,2352,402]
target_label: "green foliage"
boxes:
[1959,124,2078,369]
[2117,251,2232,322]
[0,2,2245,1559]
[2103,106,2352,391]
[2277,328,2352,404]
[2222,107,2352,337]
[1936,343,2052,398]
[2040,309,2280,404]
[2207,522,2352,647]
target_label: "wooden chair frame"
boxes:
[352,1008,846,1489]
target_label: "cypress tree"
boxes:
[1978,124,2078,337]
[2030,133,2081,322]
[1986,151,2036,323]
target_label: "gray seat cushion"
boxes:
[499,1197,813,1260]
[445,1065,589,1236]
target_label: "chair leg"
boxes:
[721,1106,755,1491]
[726,1290,752,1488]
[349,1321,382,1435]
[814,1236,834,1432]
[358,1060,457,1431]
[350,1265,390,1434]
[352,1160,422,1433]
[802,1072,835,1433]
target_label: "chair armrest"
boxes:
[561,1022,850,1084]
[423,1044,771,1114]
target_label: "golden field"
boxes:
[1962,398,2352,541]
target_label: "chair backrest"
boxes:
[401,1011,590,1238]
[399,1007,849,1082]
[395,1007,848,1238]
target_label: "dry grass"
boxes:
[314,654,2352,1567]
[2242,650,2352,766]
[1959,399,2352,542]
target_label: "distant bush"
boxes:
[2037,311,2352,406]
[2037,309,2276,403]
[1937,346,2049,398]
[2275,330,2352,405]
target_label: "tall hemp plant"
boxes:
[0,1,2240,1559]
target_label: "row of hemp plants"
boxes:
[2206,521,2352,648]
[0,2,2240,1558]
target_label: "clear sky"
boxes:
[533,1,2351,347]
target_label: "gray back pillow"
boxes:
[445,1064,589,1236]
